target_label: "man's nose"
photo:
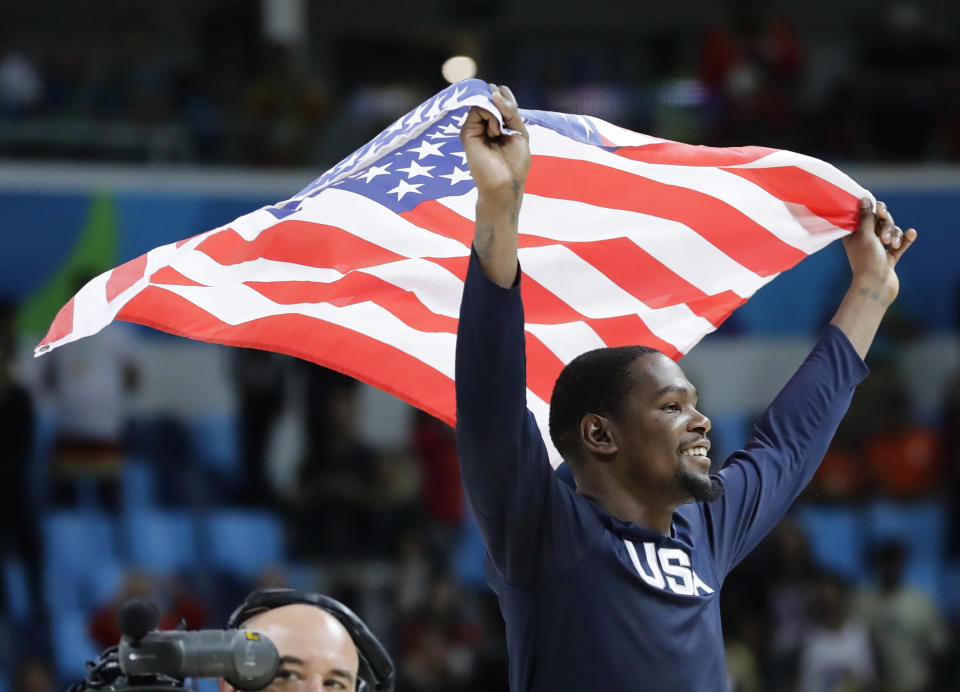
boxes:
[688,409,711,435]
[303,677,326,692]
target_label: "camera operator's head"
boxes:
[225,589,395,692]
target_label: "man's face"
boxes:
[220,604,359,692]
[614,353,719,503]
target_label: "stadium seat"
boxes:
[200,510,284,578]
[792,504,865,581]
[864,500,946,558]
[51,608,100,683]
[42,511,118,611]
[453,513,488,589]
[79,558,127,611]
[189,415,240,477]
[121,510,198,573]
[121,458,156,511]
[2,557,30,620]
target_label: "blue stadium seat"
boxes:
[42,511,118,611]
[121,510,198,573]
[792,504,865,581]
[452,513,488,589]
[189,415,240,476]
[121,458,156,511]
[51,609,100,683]
[79,558,127,611]
[864,500,946,558]
[3,557,30,620]
[201,510,284,577]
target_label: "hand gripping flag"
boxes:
[36,79,870,467]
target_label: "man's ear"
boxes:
[580,413,619,459]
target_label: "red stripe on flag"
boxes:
[720,166,860,230]
[564,237,744,326]
[115,285,458,425]
[614,143,776,167]
[105,254,148,302]
[526,155,806,276]
[426,255,469,282]
[196,221,404,271]
[523,332,567,403]
[402,200,554,249]
[247,273,458,333]
[685,290,747,327]
[400,200,473,244]
[566,238,706,308]
[37,296,75,348]
[586,314,682,360]
[149,266,207,287]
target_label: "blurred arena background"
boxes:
[1,0,959,690]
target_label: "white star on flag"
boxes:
[451,112,468,127]
[397,160,435,179]
[439,123,461,135]
[357,163,392,183]
[450,151,469,166]
[407,140,446,160]
[440,166,472,185]
[427,131,451,140]
[386,179,424,201]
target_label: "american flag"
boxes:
[36,79,870,467]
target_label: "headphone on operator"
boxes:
[226,588,395,692]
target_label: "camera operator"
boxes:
[222,592,358,691]
[68,588,393,692]
[224,588,395,692]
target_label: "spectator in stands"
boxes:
[798,572,877,692]
[88,570,207,650]
[766,521,817,689]
[0,300,43,628]
[231,348,287,506]
[42,272,139,511]
[288,368,383,560]
[855,540,950,692]
[240,41,329,167]
[863,386,943,499]
[697,0,804,148]
[410,411,464,567]
[942,371,960,558]
[12,658,56,692]
[95,18,177,124]
[0,28,42,116]
[854,3,955,160]
[398,576,485,692]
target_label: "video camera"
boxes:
[67,598,279,692]
[68,589,395,692]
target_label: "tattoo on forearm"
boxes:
[857,285,886,303]
[509,180,522,225]
[475,224,495,259]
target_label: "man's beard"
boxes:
[676,468,725,503]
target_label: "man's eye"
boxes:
[662,403,680,412]
[324,682,347,690]
[276,671,302,682]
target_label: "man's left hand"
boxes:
[842,197,918,306]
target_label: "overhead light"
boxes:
[441,56,477,84]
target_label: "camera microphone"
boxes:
[117,599,280,691]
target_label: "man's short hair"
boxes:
[549,345,662,466]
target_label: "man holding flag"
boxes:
[454,85,916,690]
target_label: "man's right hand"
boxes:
[460,84,530,288]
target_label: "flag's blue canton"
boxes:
[265,79,491,220]
[522,109,604,147]
[332,111,475,213]
[262,80,606,220]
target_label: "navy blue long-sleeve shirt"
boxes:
[454,250,869,691]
